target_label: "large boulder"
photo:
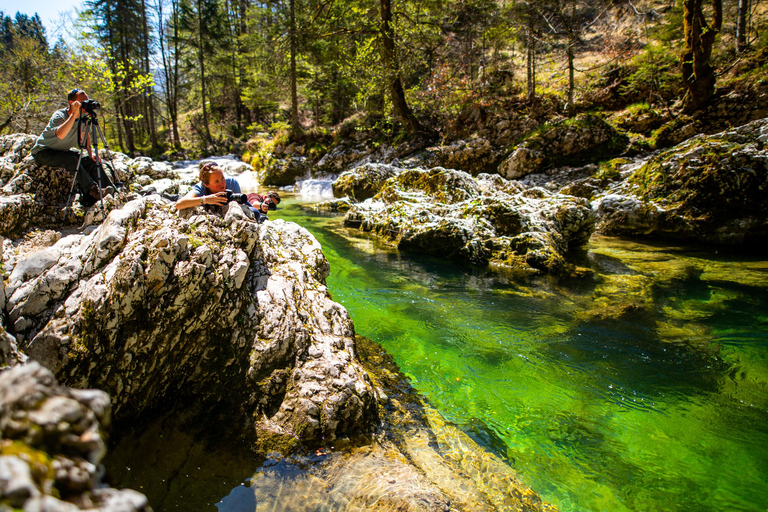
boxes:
[260,156,310,186]
[0,135,78,235]
[332,163,404,200]
[427,137,500,175]
[343,168,595,274]
[0,362,151,511]
[4,197,377,449]
[498,114,630,179]
[595,117,768,245]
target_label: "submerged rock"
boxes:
[0,362,151,511]
[4,197,377,449]
[343,167,595,274]
[595,117,768,245]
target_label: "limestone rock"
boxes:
[129,157,178,180]
[0,362,152,511]
[498,114,630,179]
[343,167,595,274]
[427,138,499,175]
[332,163,404,200]
[595,117,768,245]
[315,143,376,174]
[260,156,310,186]
[4,197,377,446]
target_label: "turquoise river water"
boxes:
[270,195,768,512]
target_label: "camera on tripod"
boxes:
[81,99,100,115]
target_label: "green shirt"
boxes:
[31,108,84,155]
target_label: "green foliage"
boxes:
[620,42,680,106]
[0,12,70,135]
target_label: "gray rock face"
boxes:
[343,167,595,274]
[498,114,629,180]
[594,117,768,245]
[427,138,499,176]
[316,143,376,174]
[0,362,152,511]
[5,197,376,446]
[332,163,404,200]
[0,135,76,235]
[260,156,310,186]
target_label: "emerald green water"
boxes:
[273,196,768,512]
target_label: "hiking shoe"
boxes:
[89,184,115,200]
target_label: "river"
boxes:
[272,193,768,512]
[106,190,768,512]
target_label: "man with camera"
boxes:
[31,88,114,202]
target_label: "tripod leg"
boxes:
[66,146,89,210]
[90,118,106,219]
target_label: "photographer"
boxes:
[31,88,114,201]
[246,191,281,215]
[176,161,249,211]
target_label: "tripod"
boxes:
[65,108,122,218]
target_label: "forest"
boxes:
[1,0,766,158]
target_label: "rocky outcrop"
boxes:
[332,163,403,200]
[4,197,377,449]
[0,135,80,235]
[260,156,311,186]
[0,362,151,511]
[343,167,595,274]
[594,117,768,245]
[498,114,630,180]
[427,137,500,176]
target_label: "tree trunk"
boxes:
[565,40,575,115]
[197,0,212,143]
[736,0,749,53]
[290,0,301,136]
[141,0,158,150]
[171,0,181,149]
[526,8,536,105]
[681,0,722,114]
[238,0,251,129]
[379,0,423,135]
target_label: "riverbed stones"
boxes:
[0,362,152,511]
[343,167,595,274]
[4,197,377,448]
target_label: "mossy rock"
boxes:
[499,114,630,179]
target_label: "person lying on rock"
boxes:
[246,191,281,216]
[31,88,115,202]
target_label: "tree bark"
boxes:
[681,0,722,114]
[736,0,749,53]
[197,0,212,143]
[290,0,301,136]
[526,6,536,105]
[379,0,424,135]
[140,0,158,150]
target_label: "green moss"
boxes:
[595,158,631,183]
[252,428,300,457]
[1,440,55,483]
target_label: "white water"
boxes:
[293,178,335,202]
